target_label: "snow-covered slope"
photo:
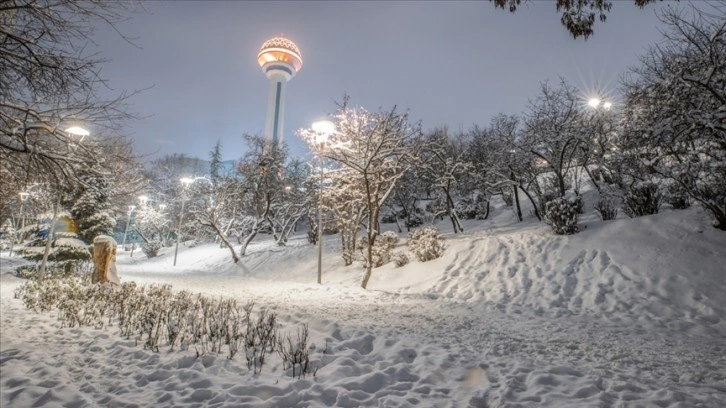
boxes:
[410,208,726,337]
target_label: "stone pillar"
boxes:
[92,235,119,285]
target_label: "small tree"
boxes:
[300,100,422,288]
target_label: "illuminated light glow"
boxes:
[312,120,335,136]
[588,98,601,108]
[603,101,612,110]
[180,177,194,185]
[19,192,30,201]
[65,126,89,137]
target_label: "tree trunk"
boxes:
[557,172,567,197]
[519,185,542,221]
[513,184,523,222]
[446,192,463,233]
[208,221,240,263]
[39,198,60,275]
[239,221,260,257]
[583,165,602,194]
[483,200,490,220]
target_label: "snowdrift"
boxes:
[410,207,726,336]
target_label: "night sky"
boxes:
[92,1,672,162]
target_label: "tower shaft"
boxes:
[263,71,289,151]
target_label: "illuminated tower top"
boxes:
[257,36,303,80]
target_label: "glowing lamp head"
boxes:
[603,101,612,110]
[19,192,29,201]
[588,98,601,108]
[65,126,89,137]
[312,120,334,144]
[180,177,194,186]
[257,36,303,79]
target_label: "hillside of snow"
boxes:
[2,205,725,407]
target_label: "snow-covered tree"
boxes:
[301,101,422,288]
[186,175,241,263]
[419,128,472,233]
[133,199,171,244]
[619,4,726,229]
[320,166,367,266]
[521,79,586,199]
[68,175,116,244]
[234,134,287,256]
[209,140,224,186]
[1,1,139,196]
[270,158,311,246]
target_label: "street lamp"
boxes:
[122,205,136,252]
[311,120,334,284]
[173,177,194,266]
[65,126,89,147]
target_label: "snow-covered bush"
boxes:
[544,197,580,235]
[456,196,489,220]
[14,276,319,374]
[357,231,399,268]
[622,182,661,218]
[392,251,409,267]
[379,231,399,248]
[277,324,317,379]
[405,214,423,229]
[407,227,445,262]
[141,240,163,258]
[594,196,619,221]
[17,231,92,265]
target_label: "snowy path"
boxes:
[116,269,726,407]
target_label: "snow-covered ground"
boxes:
[2,204,725,407]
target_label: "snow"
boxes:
[2,206,726,407]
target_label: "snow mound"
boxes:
[422,207,726,336]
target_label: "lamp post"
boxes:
[173,177,194,266]
[122,205,136,252]
[311,120,334,284]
